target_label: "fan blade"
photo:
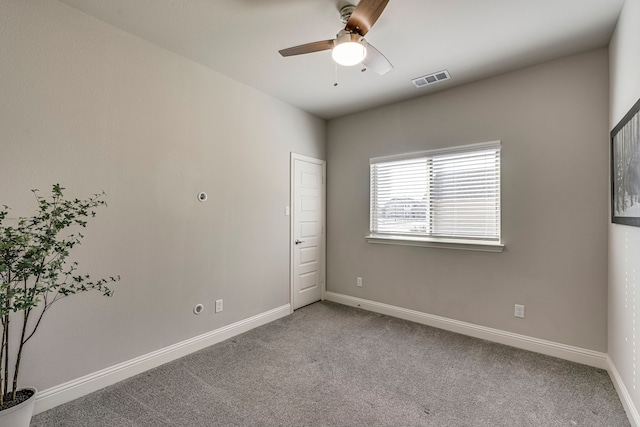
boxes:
[279,40,334,57]
[362,43,393,75]
[345,0,390,36]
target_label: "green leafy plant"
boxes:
[0,184,119,409]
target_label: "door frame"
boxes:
[290,153,326,313]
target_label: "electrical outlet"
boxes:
[356,277,363,287]
[215,299,223,313]
[514,304,525,318]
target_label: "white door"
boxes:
[291,154,325,310]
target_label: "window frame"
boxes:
[366,141,504,252]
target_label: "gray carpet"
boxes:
[31,301,629,426]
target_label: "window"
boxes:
[368,141,503,252]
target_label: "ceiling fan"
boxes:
[278,0,393,75]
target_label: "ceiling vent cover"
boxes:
[412,70,451,88]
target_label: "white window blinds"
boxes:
[370,141,501,242]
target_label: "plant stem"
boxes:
[12,303,30,400]
[23,293,51,345]
[3,297,9,401]
[12,277,32,400]
[0,315,5,407]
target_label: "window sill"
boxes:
[365,234,505,252]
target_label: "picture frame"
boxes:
[611,97,640,227]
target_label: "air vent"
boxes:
[411,70,451,88]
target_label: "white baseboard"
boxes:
[608,356,640,427]
[34,304,291,415]
[325,292,607,369]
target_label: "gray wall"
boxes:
[327,49,609,352]
[609,0,640,414]
[0,0,325,391]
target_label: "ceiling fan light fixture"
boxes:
[332,31,367,66]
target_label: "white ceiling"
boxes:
[56,0,624,119]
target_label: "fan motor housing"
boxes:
[335,29,366,45]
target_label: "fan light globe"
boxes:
[332,31,367,66]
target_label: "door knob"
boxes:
[295,239,305,245]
